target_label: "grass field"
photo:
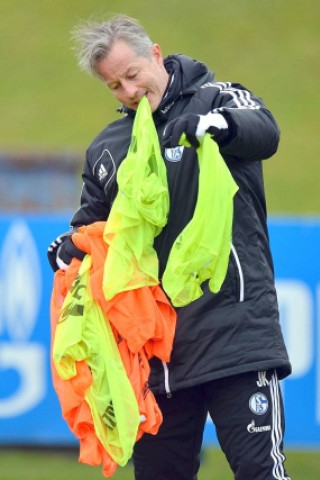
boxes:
[0,0,319,213]
[1,447,320,480]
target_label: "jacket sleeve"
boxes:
[70,151,111,228]
[211,82,280,161]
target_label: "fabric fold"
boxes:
[103,96,169,300]
[53,255,141,467]
[162,133,239,307]
[51,222,176,478]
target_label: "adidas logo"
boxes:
[98,164,108,181]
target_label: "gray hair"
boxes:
[71,15,153,77]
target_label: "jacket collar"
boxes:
[117,54,214,125]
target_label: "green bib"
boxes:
[103,96,169,300]
[53,255,140,466]
[162,133,239,306]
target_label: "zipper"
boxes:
[162,361,172,397]
[231,244,244,302]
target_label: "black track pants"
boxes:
[133,370,291,480]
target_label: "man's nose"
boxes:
[123,81,138,99]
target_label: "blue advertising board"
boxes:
[0,215,320,448]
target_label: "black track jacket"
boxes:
[70,54,291,395]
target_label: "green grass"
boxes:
[0,0,319,214]
[0,447,319,479]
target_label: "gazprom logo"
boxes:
[164,146,184,162]
[0,220,46,418]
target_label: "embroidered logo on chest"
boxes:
[164,146,184,162]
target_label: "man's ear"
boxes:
[152,43,164,64]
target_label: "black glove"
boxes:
[163,113,201,148]
[47,232,85,272]
[162,112,229,149]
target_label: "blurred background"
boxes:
[0,0,319,478]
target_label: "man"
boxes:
[48,15,292,480]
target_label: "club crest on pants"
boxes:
[249,392,269,415]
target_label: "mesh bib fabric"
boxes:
[162,133,239,306]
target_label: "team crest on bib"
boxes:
[249,393,268,415]
[164,146,184,162]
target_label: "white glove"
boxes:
[196,112,228,139]
[163,112,229,148]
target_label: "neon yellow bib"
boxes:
[53,255,140,466]
[103,97,169,300]
[102,97,238,307]
[162,133,239,306]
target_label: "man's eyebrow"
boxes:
[106,66,138,85]
[125,66,138,74]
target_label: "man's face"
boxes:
[96,40,169,112]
